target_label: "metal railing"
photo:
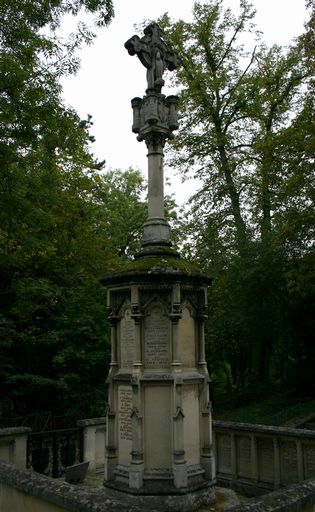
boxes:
[27,427,83,478]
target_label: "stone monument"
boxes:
[103,23,215,511]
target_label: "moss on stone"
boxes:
[118,256,205,276]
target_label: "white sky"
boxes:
[61,0,308,204]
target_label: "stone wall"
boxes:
[1,458,315,512]
[225,479,315,511]
[0,459,137,512]
[213,420,315,495]
[77,417,106,472]
[0,459,212,512]
[0,426,30,467]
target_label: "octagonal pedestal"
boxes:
[103,259,215,511]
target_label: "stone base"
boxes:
[143,217,171,247]
[135,243,179,259]
[103,483,215,512]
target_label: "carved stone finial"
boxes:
[125,23,178,92]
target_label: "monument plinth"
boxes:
[103,23,215,511]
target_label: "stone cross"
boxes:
[125,23,179,255]
[125,23,178,92]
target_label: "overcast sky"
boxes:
[60,0,308,204]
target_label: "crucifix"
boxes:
[125,23,178,92]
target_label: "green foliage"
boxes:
[216,396,315,426]
[0,0,153,418]
[161,1,314,400]
[0,164,147,416]
[92,168,147,257]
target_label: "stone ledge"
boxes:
[224,479,315,511]
[0,460,213,512]
[0,427,31,437]
[213,420,315,440]
[0,460,130,512]
[102,256,212,287]
[77,418,106,427]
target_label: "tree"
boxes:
[160,1,314,396]
[1,162,148,415]
[0,0,116,416]
[92,168,147,257]
[160,0,259,257]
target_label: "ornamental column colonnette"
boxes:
[103,23,215,512]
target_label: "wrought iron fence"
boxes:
[27,428,83,478]
[0,412,85,431]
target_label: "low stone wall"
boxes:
[0,459,139,512]
[213,420,315,495]
[1,459,315,512]
[225,479,315,511]
[77,417,106,472]
[0,426,31,467]
[0,459,212,512]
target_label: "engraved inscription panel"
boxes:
[258,437,274,482]
[118,386,132,466]
[217,434,231,474]
[119,387,132,441]
[304,444,315,478]
[144,305,170,368]
[237,435,251,478]
[120,308,135,369]
[280,441,298,484]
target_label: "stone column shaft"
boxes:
[147,142,164,219]
[142,139,171,248]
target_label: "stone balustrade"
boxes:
[213,420,315,496]
[0,426,31,468]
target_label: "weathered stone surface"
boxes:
[224,479,315,511]
[144,385,172,470]
[0,460,214,512]
[213,420,315,495]
[0,426,31,436]
[104,269,214,503]
[125,23,178,92]
[216,434,232,474]
[305,445,315,479]
[77,418,106,427]
[144,303,170,368]
[177,307,195,368]
[237,435,252,478]
[280,441,298,484]
[183,385,200,466]
[119,308,136,369]
[0,426,31,468]
[118,385,133,467]
[65,461,90,484]
[213,421,315,440]
[258,437,274,482]
[0,460,130,512]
